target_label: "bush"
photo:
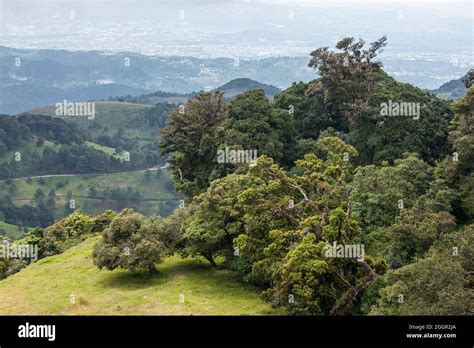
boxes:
[93,209,165,274]
[39,210,95,257]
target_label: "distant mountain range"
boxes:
[108,78,280,104]
[216,78,280,99]
[430,77,468,100]
[1,45,469,115]
[0,46,310,114]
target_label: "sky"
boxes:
[0,0,472,60]
[0,0,472,89]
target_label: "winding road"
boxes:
[0,163,170,183]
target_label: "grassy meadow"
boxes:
[0,236,280,315]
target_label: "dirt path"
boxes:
[0,163,170,183]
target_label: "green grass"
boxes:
[27,101,160,147]
[0,236,282,315]
[0,169,179,221]
[84,141,117,156]
[6,169,175,200]
[28,101,152,130]
[28,101,152,116]
[84,141,127,160]
[0,221,27,240]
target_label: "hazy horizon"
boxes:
[1,0,472,89]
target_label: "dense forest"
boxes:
[1,37,472,315]
[0,106,172,179]
[0,103,178,234]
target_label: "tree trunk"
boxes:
[329,260,378,315]
[204,253,217,267]
[147,264,157,275]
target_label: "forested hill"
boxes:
[1,37,472,317]
[152,37,474,315]
[0,102,179,239]
[105,78,280,104]
[216,78,280,99]
[431,76,469,100]
[0,105,168,179]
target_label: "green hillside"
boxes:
[28,101,150,130]
[28,101,151,122]
[0,168,179,226]
[217,78,280,99]
[0,103,176,240]
[27,101,171,148]
[0,236,280,315]
[0,139,122,166]
[0,221,27,240]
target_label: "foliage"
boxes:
[223,89,286,163]
[159,91,228,198]
[39,210,97,257]
[93,209,165,274]
[180,138,382,314]
[350,153,433,232]
[371,225,473,315]
[443,86,474,221]
[308,36,387,125]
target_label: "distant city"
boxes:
[0,0,472,91]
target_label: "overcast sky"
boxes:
[0,0,472,60]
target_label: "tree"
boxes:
[88,186,98,199]
[443,85,474,221]
[143,205,194,258]
[93,209,165,274]
[350,153,433,232]
[273,81,333,143]
[159,91,228,198]
[371,225,473,315]
[143,169,151,182]
[181,137,381,314]
[461,69,474,88]
[306,37,453,165]
[0,141,7,157]
[46,189,56,208]
[39,210,96,257]
[181,174,258,266]
[63,203,74,216]
[33,188,45,204]
[368,207,455,268]
[223,89,286,164]
[358,74,453,164]
[308,36,387,125]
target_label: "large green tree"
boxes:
[305,37,453,165]
[308,36,387,125]
[181,137,382,314]
[159,91,228,198]
[350,153,433,232]
[223,89,286,164]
